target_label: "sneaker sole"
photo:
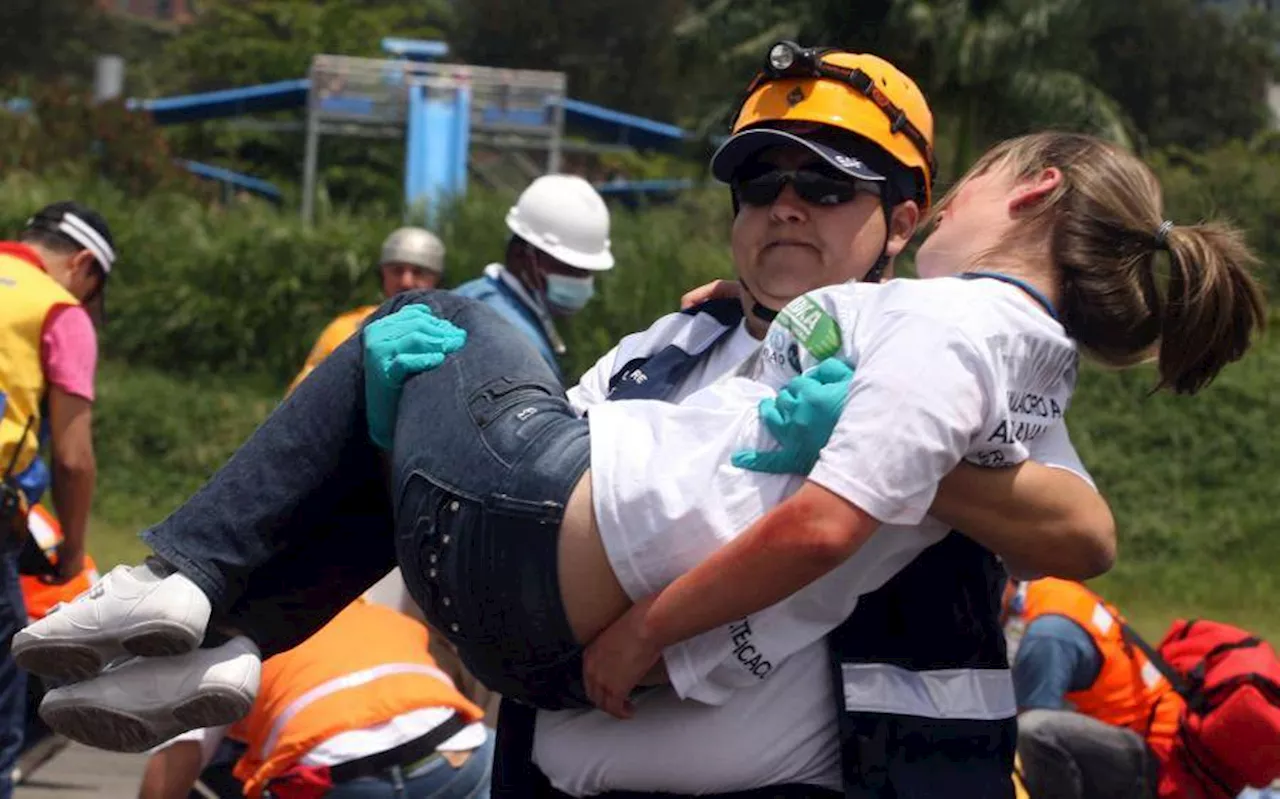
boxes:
[39,686,254,754]
[13,620,202,683]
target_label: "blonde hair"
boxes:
[933,132,1267,394]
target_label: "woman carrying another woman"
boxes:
[14,131,1267,752]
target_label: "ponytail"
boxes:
[967,132,1268,395]
[1155,221,1267,394]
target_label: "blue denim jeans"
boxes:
[142,290,590,708]
[0,549,28,799]
[324,730,495,799]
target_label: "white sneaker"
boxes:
[13,562,212,682]
[38,636,262,753]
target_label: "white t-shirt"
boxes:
[535,427,1091,798]
[535,640,840,796]
[538,281,1092,797]
[547,318,848,795]
[587,276,1080,703]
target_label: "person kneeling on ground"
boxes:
[138,586,492,799]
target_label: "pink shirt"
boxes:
[41,305,98,402]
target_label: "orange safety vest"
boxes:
[229,599,483,797]
[1018,578,1185,751]
[0,243,79,476]
[286,306,377,396]
[18,503,99,621]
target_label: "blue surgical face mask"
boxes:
[544,273,595,314]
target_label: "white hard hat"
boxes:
[380,227,445,274]
[505,175,614,271]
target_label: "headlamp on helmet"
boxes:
[730,42,938,208]
[764,41,826,79]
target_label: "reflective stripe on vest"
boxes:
[841,663,1016,720]
[830,532,1016,798]
[262,662,456,758]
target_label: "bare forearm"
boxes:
[46,388,97,552]
[640,482,875,649]
[139,743,204,799]
[52,454,94,550]
[931,461,1115,579]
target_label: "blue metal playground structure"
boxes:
[113,39,696,216]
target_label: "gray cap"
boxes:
[380,227,445,274]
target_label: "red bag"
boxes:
[1122,618,1280,799]
[263,764,334,799]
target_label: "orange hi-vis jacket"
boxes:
[229,599,483,797]
[19,503,99,621]
[0,243,79,477]
[286,306,377,395]
[1018,578,1185,751]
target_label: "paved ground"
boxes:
[13,734,1280,799]
[15,742,148,799]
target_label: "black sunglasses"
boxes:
[732,164,881,208]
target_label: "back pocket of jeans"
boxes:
[467,376,558,428]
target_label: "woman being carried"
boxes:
[14,132,1267,752]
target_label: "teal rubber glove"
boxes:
[731,357,855,475]
[363,304,467,450]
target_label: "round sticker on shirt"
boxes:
[777,295,842,362]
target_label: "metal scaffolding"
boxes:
[301,54,567,223]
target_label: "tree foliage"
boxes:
[5,0,1276,208]
[0,0,170,95]
[1073,0,1278,150]
[452,0,691,122]
[155,0,452,92]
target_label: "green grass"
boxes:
[1069,322,1280,643]
[86,360,283,567]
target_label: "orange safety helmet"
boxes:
[713,42,937,208]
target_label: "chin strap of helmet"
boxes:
[747,292,780,323]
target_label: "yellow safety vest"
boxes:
[286,305,377,396]
[0,244,78,476]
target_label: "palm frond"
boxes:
[1004,68,1134,148]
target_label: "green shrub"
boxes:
[1,134,1274,384]
[1150,140,1280,290]
[0,86,205,198]
[0,171,736,384]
